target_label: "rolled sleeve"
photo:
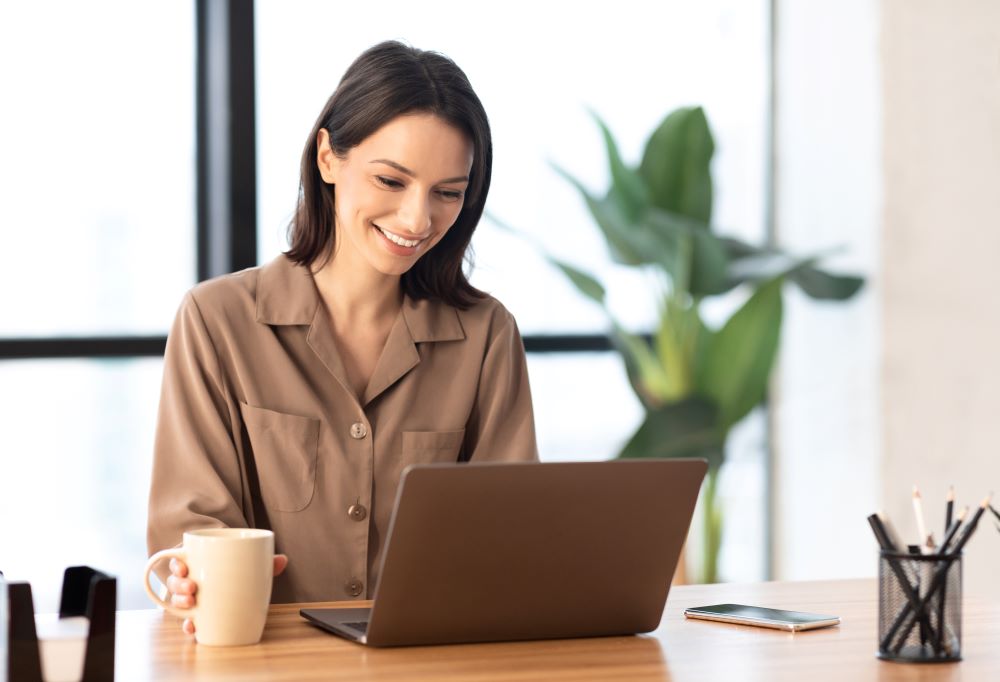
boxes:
[146,292,248,573]
[464,311,540,463]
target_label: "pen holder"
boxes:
[877,550,961,663]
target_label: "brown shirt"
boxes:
[147,254,539,602]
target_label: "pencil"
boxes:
[868,514,941,652]
[936,505,965,657]
[877,511,905,551]
[945,485,954,534]
[938,506,967,554]
[949,493,992,554]
[889,494,993,653]
[867,514,892,550]
[912,486,929,553]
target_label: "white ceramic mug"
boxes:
[144,528,275,646]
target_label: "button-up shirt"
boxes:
[147,254,539,602]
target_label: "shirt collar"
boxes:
[255,254,318,325]
[255,254,466,343]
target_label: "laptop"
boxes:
[300,458,706,647]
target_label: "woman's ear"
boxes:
[316,129,341,184]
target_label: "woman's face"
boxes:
[317,112,474,278]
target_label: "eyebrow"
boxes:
[369,159,469,184]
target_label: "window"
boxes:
[2,2,772,613]
[0,2,195,337]
[0,2,195,610]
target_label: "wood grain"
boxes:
[114,579,997,680]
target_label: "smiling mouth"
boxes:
[373,223,428,248]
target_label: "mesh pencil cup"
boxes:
[877,550,962,663]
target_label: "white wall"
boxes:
[772,0,882,580]
[881,0,1000,597]
[773,0,1000,597]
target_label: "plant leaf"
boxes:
[484,211,610,307]
[789,266,864,300]
[551,164,656,265]
[721,236,865,301]
[727,250,813,283]
[644,207,729,294]
[695,277,784,429]
[591,111,649,222]
[611,322,672,406]
[610,331,657,411]
[617,397,724,468]
[654,298,708,401]
[654,302,690,402]
[550,259,606,305]
[639,106,715,224]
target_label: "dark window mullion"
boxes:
[0,334,642,360]
[0,337,167,360]
[197,0,257,282]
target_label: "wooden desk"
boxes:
[116,579,998,681]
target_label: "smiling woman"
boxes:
[285,41,493,308]
[146,41,539,636]
[313,114,473,275]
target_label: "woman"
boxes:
[147,41,539,634]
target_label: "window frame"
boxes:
[0,0,778,579]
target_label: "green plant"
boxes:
[493,107,864,583]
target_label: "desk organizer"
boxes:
[1,566,116,681]
[877,550,961,662]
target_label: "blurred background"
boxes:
[1,0,998,611]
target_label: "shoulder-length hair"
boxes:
[285,40,490,309]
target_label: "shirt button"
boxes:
[350,422,368,439]
[345,579,364,597]
[348,503,367,522]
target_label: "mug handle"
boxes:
[143,548,194,620]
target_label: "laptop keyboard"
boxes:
[344,621,369,633]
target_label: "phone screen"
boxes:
[684,604,840,631]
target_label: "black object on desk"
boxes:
[1,565,117,681]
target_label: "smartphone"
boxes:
[683,604,841,632]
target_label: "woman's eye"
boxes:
[375,176,403,189]
[438,190,463,201]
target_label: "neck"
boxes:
[312,246,403,325]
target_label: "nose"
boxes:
[396,189,432,236]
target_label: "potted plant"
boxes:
[493,106,864,583]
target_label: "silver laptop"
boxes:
[300,458,706,647]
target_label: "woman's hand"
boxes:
[167,554,290,635]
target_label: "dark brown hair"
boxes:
[285,41,490,308]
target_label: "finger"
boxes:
[274,554,289,576]
[182,619,195,635]
[171,592,195,609]
[169,558,188,578]
[166,575,196,596]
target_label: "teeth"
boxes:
[376,225,423,248]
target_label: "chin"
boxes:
[372,257,419,278]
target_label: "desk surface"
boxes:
[116,578,997,681]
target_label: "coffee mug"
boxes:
[144,528,275,646]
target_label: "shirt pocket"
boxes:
[239,402,320,512]
[401,429,466,464]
